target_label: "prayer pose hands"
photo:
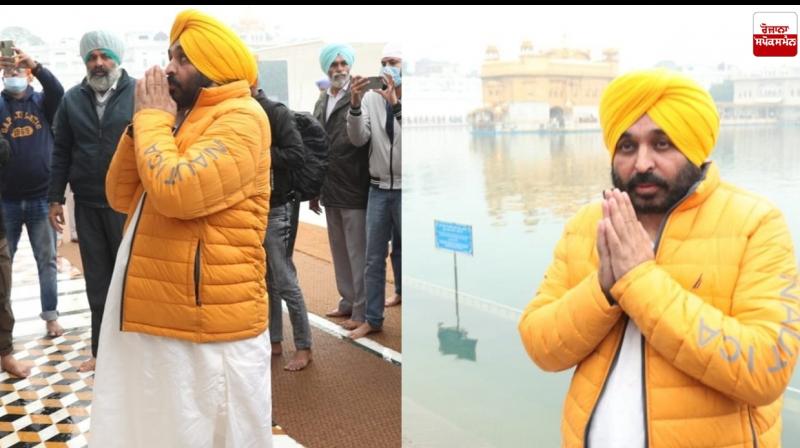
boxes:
[596,189,654,299]
[135,66,177,116]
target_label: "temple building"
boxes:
[470,41,618,132]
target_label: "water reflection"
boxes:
[467,126,800,238]
[472,132,611,230]
[404,126,800,447]
[437,323,478,361]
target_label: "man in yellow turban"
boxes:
[519,69,798,447]
[90,9,274,447]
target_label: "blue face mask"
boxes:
[3,76,28,94]
[382,66,401,87]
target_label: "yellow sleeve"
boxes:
[612,208,800,406]
[519,213,623,372]
[131,107,270,220]
[106,126,141,214]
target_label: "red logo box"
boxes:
[753,12,798,57]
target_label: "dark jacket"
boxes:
[0,66,64,200]
[313,88,369,209]
[48,70,135,207]
[252,90,304,207]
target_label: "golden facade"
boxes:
[480,41,618,116]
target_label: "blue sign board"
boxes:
[435,220,473,255]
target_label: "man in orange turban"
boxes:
[90,9,274,447]
[520,69,798,447]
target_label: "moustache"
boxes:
[167,76,180,88]
[91,68,108,77]
[625,172,669,191]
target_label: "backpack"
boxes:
[290,111,330,201]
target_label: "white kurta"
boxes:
[587,318,645,448]
[90,197,272,448]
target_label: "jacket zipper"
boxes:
[585,165,710,447]
[641,337,649,448]
[583,317,628,447]
[389,99,394,190]
[194,240,202,306]
[120,193,146,329]
[748,407,758,448]
[389,141,394,190]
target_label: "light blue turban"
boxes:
[80,30,125,65]
[319,43,355,74]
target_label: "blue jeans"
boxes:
[2,198,58,321]
[364,187,401,329]
[265,198,311,350]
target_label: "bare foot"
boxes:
[324,308,351,318]
[385,294,402,307]
[1,355,31,378]
[284,349,312,372]
[271,342,283,356]
[340,319,362,330]
[46,320,64,338]
[348,322,382,340]
[79,357,96,372]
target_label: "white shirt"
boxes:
[325,79,349,121]
[93,78,120,121]
[587,315,645,447]
[90,196,273,447]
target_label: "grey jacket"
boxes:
[346,91,401,190]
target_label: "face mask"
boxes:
[382,66,401,87]
[3,76,28,94]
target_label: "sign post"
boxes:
[434,221,474,329]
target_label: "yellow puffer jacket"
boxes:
[106,80,271,343]
[519,163,799,447]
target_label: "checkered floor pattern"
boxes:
[0,231,301,447]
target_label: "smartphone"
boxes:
[0,40,14,58]
[365,76,386,91]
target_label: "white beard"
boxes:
[330,73,350,89]
[87,65,122,93]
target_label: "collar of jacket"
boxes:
[79,69,133,94]
[194,80,251,109]
[673,161,720,213]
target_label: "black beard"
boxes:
[168,71,213,109]
[611,162,703,214]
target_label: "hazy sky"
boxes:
[3,5,796,72]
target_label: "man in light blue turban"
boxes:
[319,43,355,90]
[313,43,372,329]
[319,43,355,74]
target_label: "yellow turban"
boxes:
[598,69,720,166]
[170,9,258,86]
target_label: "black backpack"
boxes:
[290,112,329,201]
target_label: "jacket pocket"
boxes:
[194,240,202,306]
